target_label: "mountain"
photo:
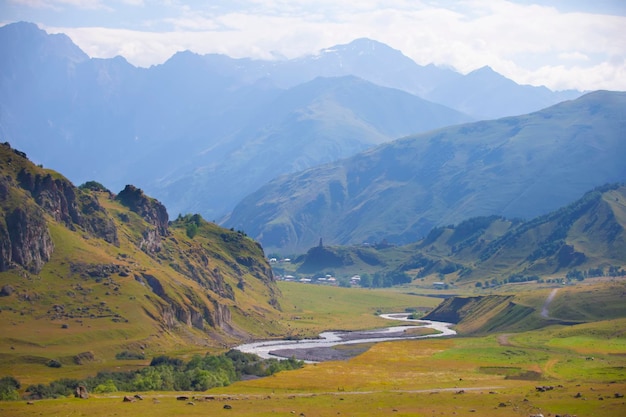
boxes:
[0,22,473,220]
[155,75,472,217]
[407,183,626,280]
[424,185,626,278]
[255,39,581,119]
[426,66,582,120]
[284,184,626,286]
[251,38,463,98]
[224,91,626,253]
[0,142,286,364]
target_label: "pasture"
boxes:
[1,281,625,416]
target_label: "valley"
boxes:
[1,17,625,417]
[1,280,625,416]
[0,135,624,417]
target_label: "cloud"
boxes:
[38,0,626,91]
[527,59,626,91]
[9,0,108,9]
[558,52,589,62]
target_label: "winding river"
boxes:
[235,314,456,361]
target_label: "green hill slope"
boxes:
[284,184,626,285]
[225,90,626,253]
[0,143,285,381]
[424,280,626,335]
[387,183,626,283]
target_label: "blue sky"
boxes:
[1,1,625,91]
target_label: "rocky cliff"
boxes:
[116,184,169,237]
[0,203,53,273]
[0,143,284,354]
[0,143,122,272]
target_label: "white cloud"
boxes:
[558,52,589,62]
[9,0,107,9]
[526,60,626,91]
[35,0,626,91]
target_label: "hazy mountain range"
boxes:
[1,22,582,221]
[225,91,626,253]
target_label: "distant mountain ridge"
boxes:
[0,22,581,219]
[224,91,626,253]
[288,183,626,285]
[406,183,626,280]
[427,65,581,119]
[248,39,581,119]
[158,75,472,216]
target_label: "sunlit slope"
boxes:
[281,184,626,283]
[0,143,285,384]
[425,281,626,334]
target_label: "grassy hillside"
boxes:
[226,90,626,253]
[0,143,286,384]
[279,184,626,287]
[0,142,448,387]
[425,280,626,335]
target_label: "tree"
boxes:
[186,223,198,239]
[360,273,372,288]
[0,376,20,401]
[93,380,118,393]
[79,180,110,193]
[337,277,351,288]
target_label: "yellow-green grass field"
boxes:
[275,281,441,337]
[2,328,625,416]
[2,281,625,416]
[0,282,437,384]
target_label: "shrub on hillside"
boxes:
[23,352,304,398]
[93,380,118,393]
[115,350,145,360]
[46,359,62,368]
[186,223,198,239]
[79,181,111,193]
[26,378,80,399]
[149,355,184,368]
[0,376,20,401]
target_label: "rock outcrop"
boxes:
[116,185,168,236]
[16,168,118,245]
[1,205,53,273]
[116,184,168,254]
[0,143,282,344]
[75,385,89,399]
[0,143,121,271]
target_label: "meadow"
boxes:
[1,281,625,416]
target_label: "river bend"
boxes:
[235,313,456,361]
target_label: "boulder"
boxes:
[0,284,15,296]
[74,385,89,399]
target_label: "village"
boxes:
[268,257,455,289]
[268,257,361,287]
